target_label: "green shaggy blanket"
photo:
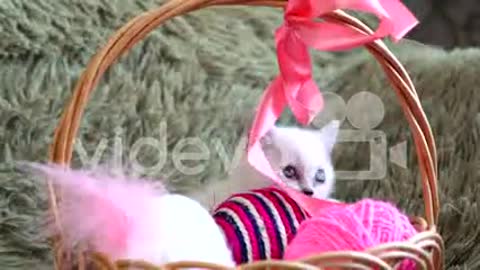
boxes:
[0,1,478,269]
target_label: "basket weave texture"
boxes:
[46,0,444,269]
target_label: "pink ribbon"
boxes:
[247,0,418,214]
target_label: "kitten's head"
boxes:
[260,120,340,199]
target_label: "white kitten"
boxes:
[188,120,340,210]
[260,120,340,199]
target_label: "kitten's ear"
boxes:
[318,120,340,154]
[259,126,276,147]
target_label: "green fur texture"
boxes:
[0,0,478,269]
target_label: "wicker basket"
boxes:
[46,0,444,269]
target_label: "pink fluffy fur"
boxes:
[21,162,235,267]
[21,162,168,259]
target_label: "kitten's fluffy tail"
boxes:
[18,161,167,259]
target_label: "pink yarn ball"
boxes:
[284,199,418,269]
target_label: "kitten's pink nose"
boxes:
[302,188,314,196]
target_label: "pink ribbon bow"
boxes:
[247,0,418,214]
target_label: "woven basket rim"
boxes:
[44,0,443,269]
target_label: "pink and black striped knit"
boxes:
[212,186,311,265]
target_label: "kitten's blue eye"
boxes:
[282,165,298,179]
[315,169,326,183]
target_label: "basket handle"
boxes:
[47,0,440,267]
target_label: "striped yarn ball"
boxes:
[212,186,310,265]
